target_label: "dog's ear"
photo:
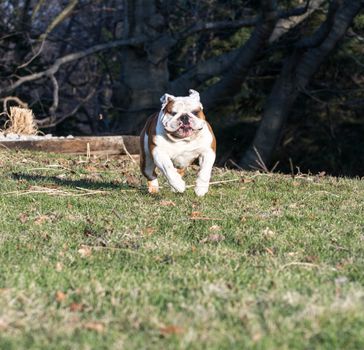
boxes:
[188,89,200,102]
[160,93,175,109]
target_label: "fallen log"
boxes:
[0,136,140,156]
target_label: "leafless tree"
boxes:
[0,0,363,171]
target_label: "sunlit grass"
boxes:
[0,150,363,349]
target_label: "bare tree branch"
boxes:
[169,49,239,95]
[1,36,146,96]
[239,0,363,169]
[201,0,279,109]
[170,1,327,96]
[269,0,326,43]
[39,0,79,41]
[176,2,320,40]
[296,0,340,49]
[49,74,59,117]
[36,87,97,128]
[177,18,258,40]
[1,96,28,116]
[17,39,46,69]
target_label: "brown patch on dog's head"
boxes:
[196,109,206,120]
[163,99,175,115]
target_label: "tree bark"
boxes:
[114,0,175,133]
[201,0,278,109]
[169,0,326,97]
[239,0,363,170]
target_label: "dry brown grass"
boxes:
[2,106,38,135]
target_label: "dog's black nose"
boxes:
[180,114,189,125]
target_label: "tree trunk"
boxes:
[239,0,363,170]
[201,0,278,109]
[113,0,174,134]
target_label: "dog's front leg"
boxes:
[195,149,216,196]
[152,149,186,193]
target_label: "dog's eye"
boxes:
[192,110,199,116]
[170,111,177,116]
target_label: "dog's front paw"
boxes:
[170,177,186,193]
[147,179,159,194]
[194,183,209,197]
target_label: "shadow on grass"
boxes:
[11,172,138,191]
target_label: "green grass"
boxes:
[0,150,364,349]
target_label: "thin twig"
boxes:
[253,146,270,173]
[2,96,28,117]
[190,217,224,221]
[17,39,46,69]
[3,36,146,95]
[120,136,136,164]
[227,159,244,170]
[3,186,109,197]
[185,178,241,188]
[280,262,321,270]
[48,74,59,117]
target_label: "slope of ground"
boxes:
[0,151,363,349]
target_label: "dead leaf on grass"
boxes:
[303,255,319,263]
[263,227,276,238]
[34,215,50,225]
[190,211,222,220]
[34,213,57,225]
[209,225,221,231]
[0,319,8,330]
[78,245,92,257]
[159,325,184,335]
[252,332,262,342]
[126,175,140,187]
[200,233,225,244]
[19,213,28,224]
[55,291,67,302]
[69,302,84,312]
[143,227,156,236]
[85,165,98,172]
[265,247,275,256]
[55,262,63,272]
[160,200,176,207]
[84,321,104,332]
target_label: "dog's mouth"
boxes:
[174,124,195,138]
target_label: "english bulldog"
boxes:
[140,89,216,196]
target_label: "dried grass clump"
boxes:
[3,106,38,135]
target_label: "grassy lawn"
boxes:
[0,150,364,349]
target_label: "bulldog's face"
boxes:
[159,89,206,138]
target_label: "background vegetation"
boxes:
[0,0,363,174]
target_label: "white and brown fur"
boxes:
[140,89,216,196]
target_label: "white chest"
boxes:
[154,125,213,168]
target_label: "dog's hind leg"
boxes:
[140,131,159,193]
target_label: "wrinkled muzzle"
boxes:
[162,113,180,132]
[162,112,205,138]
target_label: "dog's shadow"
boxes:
[11,172,137,191]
